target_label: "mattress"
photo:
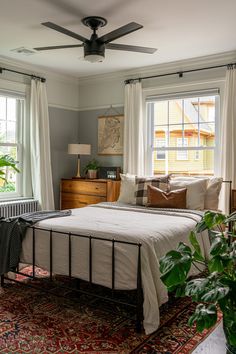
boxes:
[21,202,210,335]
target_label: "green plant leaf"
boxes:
[185,278,210,301]
[160,248,192,288]
[210,235,228,256]
[225,211,236,223]
[175,283,186,297]
[0,154,20,181]
[201,285,229,302]
[177,242,192,255]
[189,231,204,261]
[195,219,209,233]
[208,256,225,273]
[188,303,217,332]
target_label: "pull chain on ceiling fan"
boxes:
[34,16,157,63]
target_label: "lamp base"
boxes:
[72,176,85,179]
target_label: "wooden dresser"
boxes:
[60,178,120,209]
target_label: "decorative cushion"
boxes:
[205,177,223,211]
[117,173,136,204]
[147,185,187,209]
[170,178,208,210]
[135,175,170,206]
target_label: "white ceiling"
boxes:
[1,0,236,78]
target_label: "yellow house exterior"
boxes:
[153,98,215,175]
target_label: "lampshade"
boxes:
[68,144,91,155]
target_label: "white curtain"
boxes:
[220,66,236,214]
[30,79,55,210]
[123,81,147,175]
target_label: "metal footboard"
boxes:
[2,226,143,332]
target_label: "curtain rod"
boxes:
[124,62,236,84]
[0,67,46,82]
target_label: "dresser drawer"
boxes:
[78,194,106,206]
[60,179,120,210]
[61,180,107,196]
[61,192,106,209]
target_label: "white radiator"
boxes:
[0,199,39,218]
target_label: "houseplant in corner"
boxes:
[160,210,236,354]
[84,159,100,179]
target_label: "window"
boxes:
[0,92,25,198]
[176,138,188,160]
[147,90,219,176]
[156,138,166,160]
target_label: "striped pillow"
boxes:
[135,175,170,206]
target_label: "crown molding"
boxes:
[78,50,236,85]
[0,56,80,85]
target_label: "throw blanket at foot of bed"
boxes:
[20,202,210,335]
[0,210,71,276]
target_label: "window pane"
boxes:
[0,146,18,193]
[153,127,167,147]
[169,124,183,147]
[6,121,16,143]
[153,149,214,176]
[176,138,188,160]
[156,138,166,160]
[154,101,168,125]
[169,100,182,124]
[7,98,16,121]
[0,97,6,119]
[0,121,6,141]
[199,96,215,122]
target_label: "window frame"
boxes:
[144,84,222,176]
[0,83,26,200]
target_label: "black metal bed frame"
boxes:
[1,226,143,332]
[0,180,232,333]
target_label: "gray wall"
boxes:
[49,106,79,209]
[78,108,124,173]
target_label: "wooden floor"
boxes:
[192,321,226,353]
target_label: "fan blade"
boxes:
[42,22,88,43]
[98,22,143,44]
[34,44,84,51]
[106,43,157,54]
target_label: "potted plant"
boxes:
[84,159,100,179]
[160,210,236,354]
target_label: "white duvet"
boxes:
[21,202,210,335]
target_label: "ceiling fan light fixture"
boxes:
[84,53,105,63]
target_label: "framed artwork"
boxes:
[98,115,124,155]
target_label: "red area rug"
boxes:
[0,268,222,353]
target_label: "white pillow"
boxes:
[205,177,223,211]
[118,173,136,204]
[170,178,208,210]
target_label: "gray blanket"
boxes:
[0,210,71,276]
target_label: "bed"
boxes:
[2,175,227,335]
[18,202,209,335]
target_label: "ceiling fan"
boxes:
[34,16,157,63]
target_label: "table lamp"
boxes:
[68,143,91,178]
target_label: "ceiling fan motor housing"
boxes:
[84,34,105,59]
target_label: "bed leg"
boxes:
[136,243,143,333]
[1,274,5,287]
[136,288,143,333]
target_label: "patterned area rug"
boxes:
[0,267,222,353]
